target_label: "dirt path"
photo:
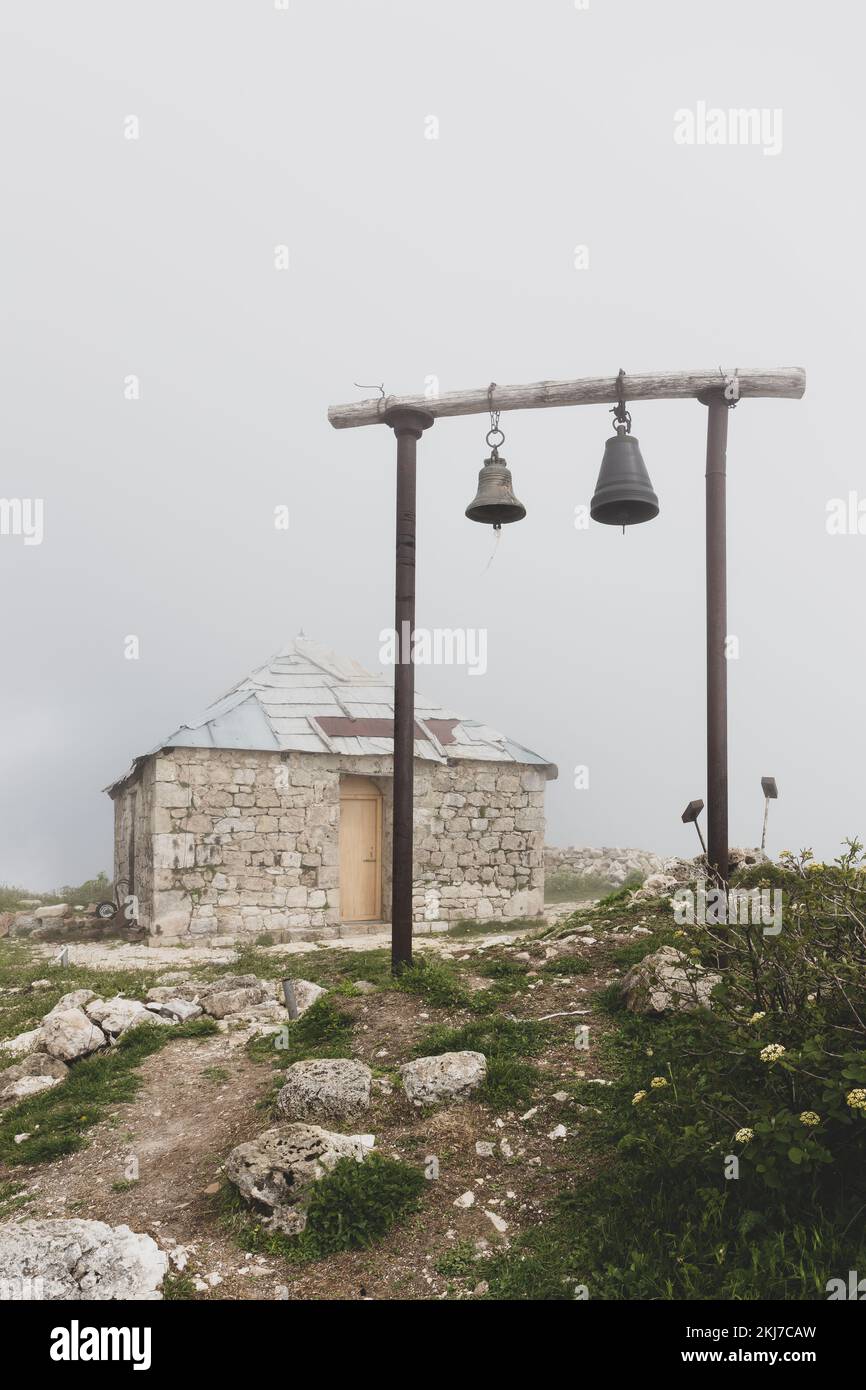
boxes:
[5,914,635,1299]
[8,1028,288,1298]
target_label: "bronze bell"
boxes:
[465,454,527,526]
[590,427,659,527]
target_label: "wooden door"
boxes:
[339,777,382,922]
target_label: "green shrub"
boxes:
[486,844,866,1299]
[220,1154,425,1263]
[300,1154,425,1255]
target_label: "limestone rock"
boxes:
[729,847,770,873]
[200,984,272,1019]
[41,1009,107,1062]
[225,1123,373,1235]
[277,1058,372,1119]
[629,873,679,902]
[0,1054,68,1107]
[287,979,326,1015]
[0,1219,167,1300]
[85,998,152,1036]
[144,998,202,1023]
[9,915,38,937]
[45,989,97,1017]
[401,1051,487,1105]
[0,1028,44,1059]
[33,903,71,921]
[620,945,720,1014]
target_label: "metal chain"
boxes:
[486,381,505,454]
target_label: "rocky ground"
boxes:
[0,897,699,1301]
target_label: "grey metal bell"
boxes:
[465,454,526,526]
[590,429,659,527]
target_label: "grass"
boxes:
[0,1177,33,1219]
[395,955,470,1008]
[434,1239,479,1278]
[0,873,112,914]
[248,996,354,1070]
[200,1066,231,1084]
[218,1153,425,1263]
[0,1016,218,1166]
[540,955,592,976]
[0,945,164,1062]
[162,1270,200,1300]
[414,1015,550,1110]
[484,972,866,1300]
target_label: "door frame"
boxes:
[339,775,383,923]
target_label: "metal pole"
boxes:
[383,407,434,974]
[704,394,730,885]
[761,797,770,852]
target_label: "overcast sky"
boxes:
[1,0,862,890]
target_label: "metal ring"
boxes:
[486,427,505,450]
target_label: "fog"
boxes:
[1,0,862,889]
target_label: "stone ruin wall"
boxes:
[544,844,667,887]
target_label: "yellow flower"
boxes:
[748,1012,766,1025]
[799,1111,820,1127]
[760,1044,786,1064]
[735,1128,754,1144]
[846,1088,866,1112]
[632,1091,647,1105]
[650,1076,668,1089]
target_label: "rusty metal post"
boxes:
[383,407,434,974]
[703,394,730,885]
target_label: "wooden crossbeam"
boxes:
[327,367,805,429]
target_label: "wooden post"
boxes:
[383,407,434,974]
[704,395,730,886]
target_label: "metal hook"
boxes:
[720,365,740,408]
[610,367,631,433]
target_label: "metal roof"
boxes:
[106,637,557,793]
